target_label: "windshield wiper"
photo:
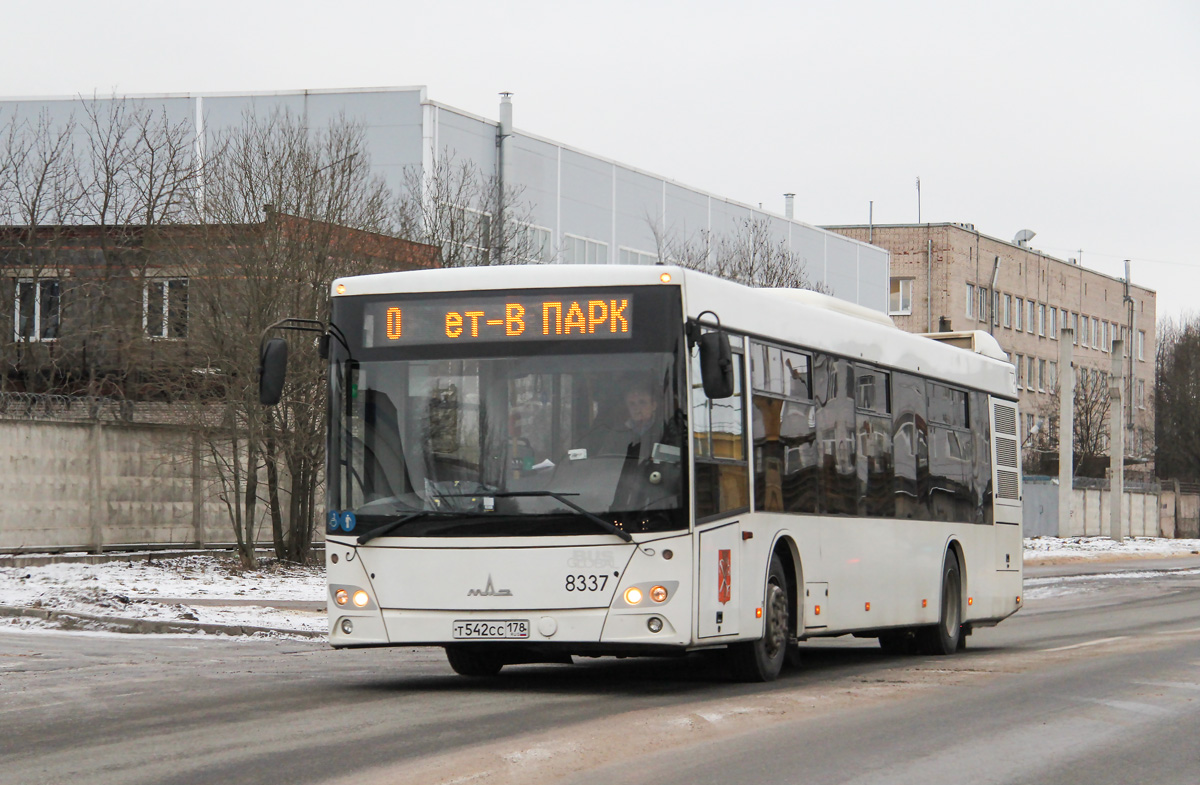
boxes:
[475,491,634,543]
[355,510,458,545]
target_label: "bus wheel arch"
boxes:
[728,550,790,682]
[773,536,805,669]
[920,542,964,655]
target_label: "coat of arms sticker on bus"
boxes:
[717,549,732,604]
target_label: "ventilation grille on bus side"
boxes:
[993,401,1020,500]
[993,403,1017,436]
[997,470,1020,499]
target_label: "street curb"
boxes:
[0,604,325,639]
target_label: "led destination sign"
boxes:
[364,293,633,346]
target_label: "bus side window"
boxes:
[693,338,749,520]
[855,365,894,518]
[814,354,856,516]
[971,390,993,524]
[892,373,930,520]
[751,343,816,515]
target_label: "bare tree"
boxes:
[1155,315,1200,481]
[0,109,81,391]
[1034,363,1113,476]
[395,151,535,267]
[651,215,829,292]
[169,108,397,566]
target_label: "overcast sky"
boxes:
[2,1,1196,318]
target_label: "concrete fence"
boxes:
[1,417,286,554]
[1023,476,1175,539]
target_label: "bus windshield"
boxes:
[328,344,688,539]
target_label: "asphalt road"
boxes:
[2,558,1199,785]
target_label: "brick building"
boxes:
[2,217,441,397]
[824,223,1155,469]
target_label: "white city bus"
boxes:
[289,264,1022,681]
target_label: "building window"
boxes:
[517,223,553,262]
[1137,378,1146,409]
[889,278,913,315]
[1026,413,1035,439]
[1080,315,1089,347]
[1072,313,1080,344]
[1101,321,1109,352]
[1138,330,1146,361]
[144,279,188,339]
[1027,301,1036,334]
[563,234,609,264]
[965,284,975,318]
[1049,361,1057,389]
[1049,307,1057,339]
[1092,317,1100,348]
[14,278,60,341]
[978,288,988,323]
[1015,354,1023,389]
[1038,359,1046,391]
[1014,298,1024,332]
[1028,356,1037,391]
[1037,304,1046,337]
[1003,294,1012,328]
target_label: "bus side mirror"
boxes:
[259,337,289,406]
[699,331,734,399]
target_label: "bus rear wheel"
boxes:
[729,554,789,682]
[918,551,963,656]
[445,646,505,677]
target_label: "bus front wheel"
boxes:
[729,554,789,682]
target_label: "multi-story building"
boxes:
[824,223,1155,470]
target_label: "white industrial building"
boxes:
[0,86,888,310]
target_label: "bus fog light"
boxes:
[624,587,643,605]
[647,617,664,633]
[340,618,353,635]
[335,589,349,606]
[650,585,668,603]
[352,590,370,607]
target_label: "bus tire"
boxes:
[729,554,789,682]
[445,646,504,677]
[919,551,963,656]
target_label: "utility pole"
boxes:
[1059,328,1074,537]
[1109,339,1125,542]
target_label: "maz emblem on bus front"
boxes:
[468,575,513,597]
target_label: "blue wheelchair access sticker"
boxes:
[340,511,357,532]
[327,511,340,532]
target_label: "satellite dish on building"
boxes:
[1013,229,1036,247]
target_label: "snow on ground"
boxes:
[1,538,1198,638]
[1023,536,1200,563]
[0,555,326,637]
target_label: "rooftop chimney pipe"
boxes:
[784,193,795,220]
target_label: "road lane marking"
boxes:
[1133,680,1200,692]
[1152,627,1200,635]
[1042,636,1128,652]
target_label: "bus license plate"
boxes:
[452,620,530,639]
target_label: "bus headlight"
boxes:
[352,590,370,607]
[650,585,668,603]
[335,589,349,606]
[340,618,354,634]
[647,617,664,633]
[624,587,644,605]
